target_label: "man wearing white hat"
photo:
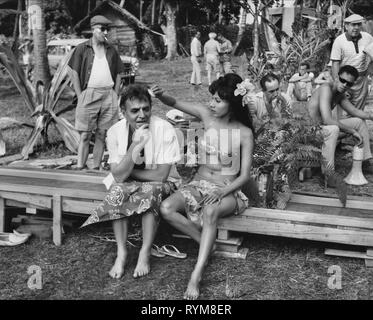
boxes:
[203,32,221,85]
[330,14,373,111]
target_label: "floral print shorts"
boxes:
[178,177,249,227]
[81,181,175,227]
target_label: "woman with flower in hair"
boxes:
[151,73,255,299]
[81,84,181,279]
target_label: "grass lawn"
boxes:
[0,57,373,300]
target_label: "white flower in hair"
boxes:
[234,79,256,96]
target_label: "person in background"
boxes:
[68,15,125,170]
[203,32,220,86]
[217,33,233,75]
[286,62,314,102]
[330,14,373,111]
[315,61,333,89]
[190,31,203,92]
[307,65,373,187]
[246,73,292,122]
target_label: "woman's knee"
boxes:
[202,206,218,225]
[160,199,177,220]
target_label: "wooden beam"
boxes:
[218,217,373,247]
[290,192,373,211]
[324,248,373,260]
[53,195,62,246]
[0,167,106,184]
[235,207,373,230]
[0,191,51,209]
[0,197,4,232]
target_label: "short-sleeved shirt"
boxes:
[190,37,202,57]
[245,91,292,121]
[103,115,181,189]
[68,39,125,90]
[330,31,373,73]
[204,39,220,56]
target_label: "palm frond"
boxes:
[0,45,35,112]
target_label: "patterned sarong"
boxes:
[81,181,175,227]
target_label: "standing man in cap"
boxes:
[203,32,221,85]
[68,15,125,170]
[330,14,373,112]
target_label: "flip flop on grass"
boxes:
[150,244,166,258]
[159,244,187,259]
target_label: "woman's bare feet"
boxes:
[133,249,151,278]
[184,271,202,300]
[109,253,127,279]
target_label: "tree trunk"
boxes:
[165,1,178,60]
[252,0,260,69]
[11,0,23,58]
[233,4,247,55]
[158,0,164,24]
[29,0,51,88]
[151,0,156,25]
[140,0,143,23]
[218,1,223,24]
[263,6,280,56]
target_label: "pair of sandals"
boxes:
[0,230,31,246]
[151,244,187,259]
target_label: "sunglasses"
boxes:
[95,26,110,32]
[339,76,354,87]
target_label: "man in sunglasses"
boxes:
[330,14,373,111]
[308,65,373,186]
[68,15,125,170]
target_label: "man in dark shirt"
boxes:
[68,15,124,170]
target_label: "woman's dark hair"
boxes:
[120,84,152,111]
[209,73,255,134]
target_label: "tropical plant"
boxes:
[0,43,79,159]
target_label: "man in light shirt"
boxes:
[331,14,373,111]
[286,62,314,102]
[245,73,292,122]
[68,15,125,170]
[203,32,220,85]
[190,31,202,92]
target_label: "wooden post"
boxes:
[366,248,373,268]
[0,197,5,232]
[53,194,62,246]
[217,229,230,241]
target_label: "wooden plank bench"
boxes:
[217,190,373,265]
[0,167,107,245]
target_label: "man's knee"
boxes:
[202,206,218,225]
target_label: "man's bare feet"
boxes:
[133,249,151,278]
[109,254,127,279]
[183,272,201,300]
